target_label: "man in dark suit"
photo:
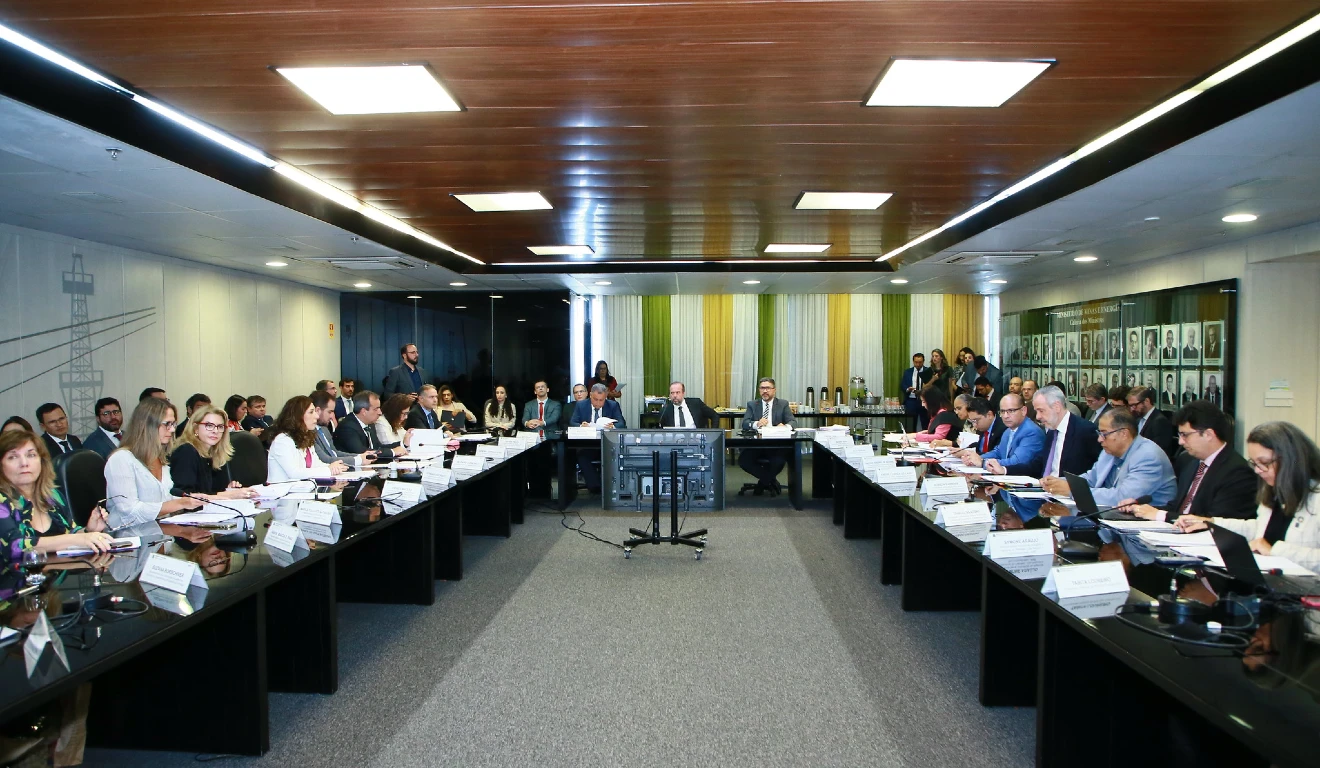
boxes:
[335,379,356,420]
[569,384,626,493]
[1023,385,1101,478]
[1121,401,1256,522]
[1204,325,1222,359]
[1181,327,1200,361]
[81,397,124,459]
[658,381,718,428]
[738,377,797,492]
[1161,330,1178,360]
[1161,373,1179,407]
[334,391,402,457]
[382,343,430,398]
[965,398,1005,454]
[900,352,932,429]
[241,395,273,432]
[1127,386,1176,459]
[560,383,588,432]
[36,403,81,458]
[406,384,445,431]
[1082,383,1110,424]
[973,376,1001,412]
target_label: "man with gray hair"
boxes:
[1024,384,1101,478]
[569,383,626,494]
[1042,408,1176,507]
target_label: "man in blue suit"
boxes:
[1021,385,1102,479]
[1041,408,1176,508]
[958,393,1045,475]
[570,384,626,493]
[900,352,932,429]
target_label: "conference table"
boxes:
[0,441,546,757]
[555,431,815,510]
[812,440,1320,768]
[637,407,910,432]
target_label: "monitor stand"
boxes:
[624,449,708,560]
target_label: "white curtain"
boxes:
[773,294,829,407]
[909,293,945,359]
[670,295,705,399]
[598,295,644,427]
[849,294,885,401]
[729,294,759,408]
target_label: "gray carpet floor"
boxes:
[84,463,1034,767]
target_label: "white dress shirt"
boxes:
[105,449,174,528]
[669,400,694,429]
[1044,414,1071,478]
[99,426,122,447]
[267,433,334,482]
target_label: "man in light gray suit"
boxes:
[738,377,796,493]
[311,391,376,466]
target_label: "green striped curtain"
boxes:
[641,295,672,396]
[756,294,775,379]
[882,294,911,396]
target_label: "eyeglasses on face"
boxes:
[159,421,177,429]
[997,405,1025,416]
[1176,429,1204,441]
[1247,457,1278,471]
[99,409,122,418]
[1097,428,1125,440]
[198,422,226,432]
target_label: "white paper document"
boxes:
[957,432,980,449]
[161,511,240,526]
[993,476,1041,486]
[1100,520,1178,533]
[1138,530,1216,549]
[256,480,315,500]
[1167,548,1317,576]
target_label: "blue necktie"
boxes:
[1002,428,1015,456]
[427,411,436,429]
[1099,458,1124,488]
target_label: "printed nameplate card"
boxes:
[139,552,208,593]
[933,501,992,527]
[872,465,918,485]
[476,444,505,462]
[451,455,485,479]
[845,445,873,468]
[921,476,969,498]
[422,465,454,489]
[382,480,423,509]
[296,500,341,526]
[1042,561,1129,599]
[297,521,338,544]
[566,427,599,440]
[982,529,1055,559]
[862,456,897,474]
[263,521,306,553]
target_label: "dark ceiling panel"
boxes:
[1,0,1317,267]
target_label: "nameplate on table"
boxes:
[845,445,873,468]
[817,433,851,451]
[138,552,208,594]
[475,444,505,462]
[871,465,918,486]
[451,455,485,479]
[1042,561,1129,599]
[1057,591,1130,620]
[296,500,342,526]
[758,426,793,439]
[933,501,992,527]
[982,529,1055,559]
[921,476,969,498]
[993,554,1055,581]
[566,426,599,440]
[862,455,897,474]
[297,521,338,544]
[422,465,454,490]
[500,435,531,453]
[263,520,307,553]
[382,479,423,510]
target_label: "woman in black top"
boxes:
[168,406,257,498]
[912,387,962,445]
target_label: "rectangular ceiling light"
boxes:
[275,65,461,115]
[866,59,1052,107]
[795,192,892,210]
[765,243,831,253]
[453,192,553,212]
[529,245,595,256]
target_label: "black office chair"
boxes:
[228,431,268,486]
[738,454,780,498]
[57,449,106,527]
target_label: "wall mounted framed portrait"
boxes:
[1181,322,1202,363]
[1124,370,1138,388]
[1079,330,1092,362]
[1079,370,1091,391]
[1066,331,1080,361]
[1202,321,1225,365]
[1093,330,1107,363]
[1092,369,1105,392]
[1107,369,1121,391]
[1107,330,1122,362]
[1160,370,1180,407]
[1141,369,1158,390]
[1143,326,1160,363]
[1053,334,1065,365]
[1180,369,1200,405]
[1160,325,1180,364]
[1202,369,1224,407]
[1040,334,1051,365]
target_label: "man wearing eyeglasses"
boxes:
[958,393,1046,476]
[1117,400,1255,522]
[1126,386,1176,459]
[82,397,124,458]
[1040,408,1176,508]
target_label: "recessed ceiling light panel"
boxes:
[453,192,552,212]
[1073,255,1099,263]
[528,245,595,256]
[764,243,831,253]
[890,278,909,284]
[449,281,468,286]
[1222,213,1258,223]
[275,65,461,115]
[353,282,372,288]
[742,280,761,285]
[866,59,1052,107]
[265,261,288,267]
[989,279,1008,284]
[795,192,892,210]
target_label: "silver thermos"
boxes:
[805,386,815,410]
[834,386,843,407]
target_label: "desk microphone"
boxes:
[1057,495,1152,560]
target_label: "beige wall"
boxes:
[1000,220,1320,444]
[0,222,339,438]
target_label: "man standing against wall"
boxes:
[383,343,430,399]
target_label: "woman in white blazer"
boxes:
[267,396,348,483]
[105,398,205,528]
[1178,421,1320,572]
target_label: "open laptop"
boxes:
[1209,524,1316,595]
[1063,472,1140,522]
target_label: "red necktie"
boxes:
[304,448,313,468]
[980,430,990,452]
[538,402,545,434]
[114,432,122,441]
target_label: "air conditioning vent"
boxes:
[61,192,122,205]
[301,256,418,271]
[927,250,1065,266]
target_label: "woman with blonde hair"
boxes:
[924,348,953,399]
[105,398,202,529]
[0,429,114,561]
[168,406,257,498]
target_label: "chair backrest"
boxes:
[57,449,106,527]
[228,431,268,486]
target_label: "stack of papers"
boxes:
[1137,530,1215,549]
[1100,520,1177,533]
[162,511,241,526]
[256,480,315,500]
[335,470,379,481]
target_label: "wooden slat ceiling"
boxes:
[3,0,1317,266]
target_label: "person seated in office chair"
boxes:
[959,393,1046,477]
[268,395,349,483]
[1040,408,1176,508]
[334,391,404,458]
[906,387,960,445]
[310,390,376,466]
[737,377,795,495]
[0,429,115,562]
[437,384,477,433]
[406,384,445,431]
[168,406,259,498]
[36,403,81,458]
[241,395,273,432]
[104,398,204,529]
[483,386,518,437]
[82,397,124,458]
[658,381,717,428]
[570,384,626,493]
[1118,400,1257,523]
[521,380,563,439]
[560,383,588,432]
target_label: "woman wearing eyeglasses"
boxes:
[1177,421,1320,571]
[105,398,204,529]
[168,406,258,498]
